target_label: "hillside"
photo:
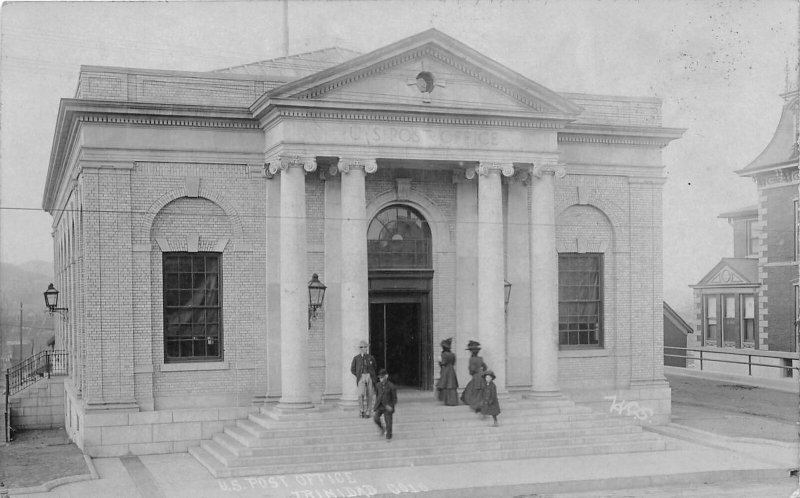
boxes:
[0,261,56,364]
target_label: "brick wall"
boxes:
[130,162,267,408]
[759,182,798,351]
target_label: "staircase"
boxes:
[190,393,672,478]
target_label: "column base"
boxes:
[524,390,562,399]
[275,400,315,411]
[337,398,360,410]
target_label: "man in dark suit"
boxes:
[350,340,378,418]
[373,368,397,441]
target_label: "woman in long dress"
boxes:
[460,340,486,412]
[436,338,459,405]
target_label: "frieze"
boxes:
[756,167,800,187]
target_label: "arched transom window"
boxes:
[367,205,432,269]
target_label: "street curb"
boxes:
[7,454,98,496]
[364,468,790,498]
[646,423,797,452]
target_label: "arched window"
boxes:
[367,205,432,269]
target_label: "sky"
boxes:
[0,0,797,318]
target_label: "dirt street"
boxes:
[667,373,798,442]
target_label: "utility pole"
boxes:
[18,302,22,366]
[282,0,289,57]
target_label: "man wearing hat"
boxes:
[373,368,397,441]
[350,340,378,418]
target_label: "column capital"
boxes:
[266,155,317,176]
[338,158,378,175]
[531,162,566,179]
[476,161,515,178]
[504,168,532,186]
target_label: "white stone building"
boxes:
[42,29,683,456]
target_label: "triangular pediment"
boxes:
[695,258,758,287]
[261,29,580,118]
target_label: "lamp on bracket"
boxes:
[308,273,327,328]
[43,283,69,320]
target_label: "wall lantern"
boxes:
[504,280,512,312]
[308,273,327,327]
[43,283,69,320]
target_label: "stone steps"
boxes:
[189,395,672,478]
[215,421,644,455]
[221,417,640,450]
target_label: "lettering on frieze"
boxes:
[324,125,501,148]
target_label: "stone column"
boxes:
[475,161,514,393]
[529,162,565,396]
[454,172,479,372]
[338,158,377,408]
[270,155,317,410]
[505,171,532,386]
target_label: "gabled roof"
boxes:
[253,28,582,118]
[213,47,362,80]
[736,90,798,176]
[663,302,692,335]
[692,258,759,288]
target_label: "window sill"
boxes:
[559,348,608,358]
[161,361,228,372]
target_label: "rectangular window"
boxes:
[795,200,799,261]
[742,295,755,344]
[746,219,760,257]
[163,252,222,362]
[704,295,718,344]
[722,294,737,347]
[558,253,603,347]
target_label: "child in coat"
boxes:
[481,370,501,427]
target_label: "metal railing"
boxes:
[665,346,799,375]
[4,350,68,442]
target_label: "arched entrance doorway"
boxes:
[367,205,433,389]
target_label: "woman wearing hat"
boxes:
[481,370,501,426]
[460,340,487,412]
[435,338,459,406]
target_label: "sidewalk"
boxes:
[4,372,799,497]
[10,432,797,498]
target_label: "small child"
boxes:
[481,370,501,427]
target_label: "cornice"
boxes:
[558,124,685,147]
[43,98,259,213]
[75,113,258,129]
[259,103,571,130]
[740,160,798,179]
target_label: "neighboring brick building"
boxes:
[692,88,798,376]
[663,302,692,367]
[42,29,683,456]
